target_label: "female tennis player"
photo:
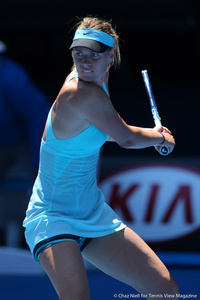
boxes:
[23,16,178,300]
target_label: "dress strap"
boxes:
[102,81,109,96]
[45,105,55,141]
[66,71,79,83]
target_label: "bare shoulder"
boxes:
[51,77,94,139]
[65,79,108,110]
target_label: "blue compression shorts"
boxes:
[33,234,92,262]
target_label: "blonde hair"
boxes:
[71,16,121,69]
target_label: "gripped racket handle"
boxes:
[141,70,170,156]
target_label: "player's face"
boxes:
[72,47,113,85]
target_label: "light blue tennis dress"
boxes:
[23,73,126,261]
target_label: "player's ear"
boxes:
[109,47,116,64]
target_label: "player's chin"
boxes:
[80,70,94,81]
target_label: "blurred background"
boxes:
[0,0,200,299]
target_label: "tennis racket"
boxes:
[141,70,170,156]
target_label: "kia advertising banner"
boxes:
[99,156,200,252]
